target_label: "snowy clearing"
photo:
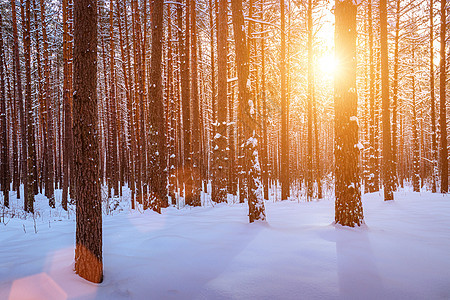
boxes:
[1,190,450,299]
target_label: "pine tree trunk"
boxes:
[73,0,102,283]
[367,0,377,193]
[334,0,363,227]
[0,14,9,207]
[261,0,269,201]
[181,0,193,205]
[109,0,119,197]
[12,0,27,206]
[380,0,394,201]
[392,0,400,189]
[149,0,168,210]
[214,0,228,203]
[280,0,289,200]
[307,0,313,201]
[23,0,36,212]
[430,0,438,193]
[62,0,72,209]
[439,0,447,193]
[40,0,55,207]
[117,0,136,207]
[190,0,201,206]
[411,46,420,192]
[231,0,266,222]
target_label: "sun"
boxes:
[318,54,339,75]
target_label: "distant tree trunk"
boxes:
[41,0,55,207]
[190,0,201,206]
[62,0,71,209]
[0,14,9,207]
[73,0,102,283]
[209,0,216,200]
[33,0,45,195]
[307,0,314,201]
[214,0,228,203]
[380,0,394,201]
[117,0,135,208]
[261,0,269,201]
[280,0,289,200]
[430,0,438,193]
[313,90,322,199]
[181,0,193,205]
[109,0,119,197]
[334,0,363,227]
[366,0,377,193]
[131,0,147,205]
[231,0,266,222]
[411,46,420,192]
[392,0,400,189]
[439,0,447,193]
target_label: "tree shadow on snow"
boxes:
[334,225,384,299]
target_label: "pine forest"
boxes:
[0,0,449,297]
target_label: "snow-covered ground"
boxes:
[1,189,449,299]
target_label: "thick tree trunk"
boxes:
[231,0,266,222]
[334,0,363,227]
[73,0,102,283]
[149,0,168,210]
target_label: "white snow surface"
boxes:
[1,190,450,299]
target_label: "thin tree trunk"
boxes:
[430,0,438,193]
[381,0,394,201]
[307,0,313,201]
[214,0,228,203]
[439,0,447,193]
[190,0,201,206]
[0,14,9,207]
[280,0,289,200]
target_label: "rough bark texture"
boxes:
[190,0,202,206]
[73,0,103,283]
[334,0,364,227]
[24,0,35,212]
[149,0,168,210]
[0,14,9,207]
[430,0,438,193]
[381,0,394,201]
[440,0,447,193]
[231,0,266,222]
[280,0,289,201]
[213,0,228,203]
[366,0,378,193]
